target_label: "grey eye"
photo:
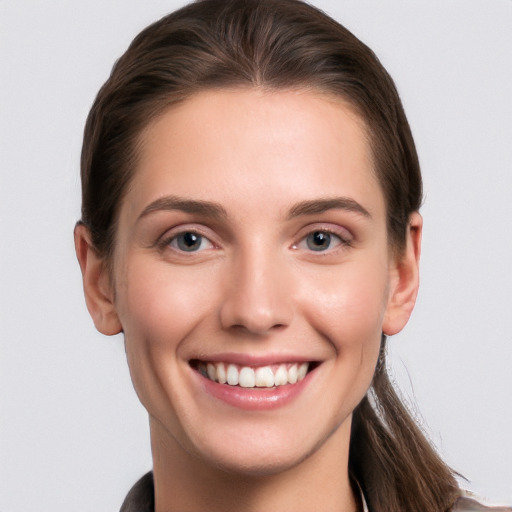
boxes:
[174,232,205,252]
[306,231,333,251]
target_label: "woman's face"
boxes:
[98,88,417,475]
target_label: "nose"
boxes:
[219,248,294,335]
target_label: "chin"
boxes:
[205,446,313,477]
[186,421,333,478]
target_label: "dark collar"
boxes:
[119,471,511,512]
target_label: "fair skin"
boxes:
[75,88,422,512]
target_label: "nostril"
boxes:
[229,321,288,336]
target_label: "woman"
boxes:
[74,0,510,511]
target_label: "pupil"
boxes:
[307,231,330,251]
[179,232,201,251]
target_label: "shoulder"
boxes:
[119,472,154,512]
[118,474,512,512]
[452,493,512,512]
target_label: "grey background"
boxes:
[1,1,511,510]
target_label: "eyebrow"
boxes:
[137,195,370,223]
[287,197,371,219]
[137,196,228,221]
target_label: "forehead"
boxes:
[122,88,384,223]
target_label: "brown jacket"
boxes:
[120,472,511,512]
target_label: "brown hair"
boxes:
[79,0,460,510]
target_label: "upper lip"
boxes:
[189,352,319,367]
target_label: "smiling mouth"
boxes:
[191,361,318,389]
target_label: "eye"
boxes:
[168,231,214,252]
[305,231,336,251]
[293,228,351,253]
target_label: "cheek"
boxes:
[290,264,387,427]
[297,255,389,405]
[299,256,390,348]
[116,258,220,344]
[113,259,221,409]
[309,263,388,403]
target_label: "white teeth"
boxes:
[226,364,239,386]
[239,367,255,388]
[199,361,311,388]
[255,366,275,387]
[206,363,217,381]
[216,363,227,384]
[287,364,298,384]
[298,362,308,380]
[274,364,288,386]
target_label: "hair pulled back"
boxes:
[80,1,460,510]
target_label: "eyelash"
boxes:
[157,226,353,256]
[292,227,353,254]
[157,227,216,255]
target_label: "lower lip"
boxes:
[195,369,315,411]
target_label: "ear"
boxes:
[74,223,122,336]
[382,212,422,336]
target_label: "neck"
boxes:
[150,417,358,512]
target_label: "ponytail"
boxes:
[350,336,460,512]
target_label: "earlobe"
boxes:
[74,223,122,336]
[382,212,422,336]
